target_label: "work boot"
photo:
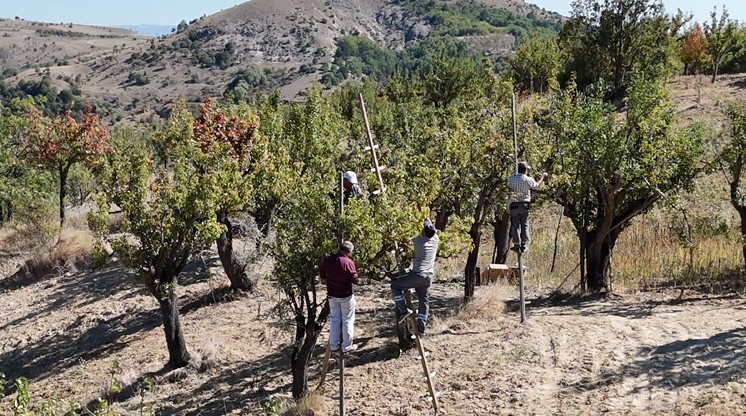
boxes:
[510,245,520,252]
[416,319,426,335]
[397,308,414,324]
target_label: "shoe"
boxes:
[416,319,426,335]
[520,246,527,253]
[342,344,358,353]
[397,308,414,324]
[510,245,520,252]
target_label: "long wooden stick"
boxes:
[361,94,438,413]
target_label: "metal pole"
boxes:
[339,344,345,416]
[518,252,526,323]
[512,93,526,323]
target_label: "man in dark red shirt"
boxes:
[321,240,359,352]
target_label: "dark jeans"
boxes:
[391,271,432,322]
[509,201,531,248]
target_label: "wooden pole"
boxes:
[512,93,518,173]
[360,93,385,193]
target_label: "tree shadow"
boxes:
[505,291,741,320]
[572,328,746,393]
[157,346,293,415]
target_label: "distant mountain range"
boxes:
[114,24,174,37]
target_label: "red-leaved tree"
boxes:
[23,107,110,226]
[192,99,263,291]
[681,23,708,75]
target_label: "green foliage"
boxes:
[508,34,562,93]
[395,0,561,38]
[105,102,224,299]
[13,377,30,416]
[538,76,704,288]
[559,0,683,96]
[0,75,86,117]
[127,71,149,86]
[225,65,269,103]
[703,6,738,81]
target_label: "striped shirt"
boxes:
[507,173,539,202]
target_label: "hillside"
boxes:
[0,0,562,121]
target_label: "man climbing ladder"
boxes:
[391,219,439,335]
[507,161,547,253]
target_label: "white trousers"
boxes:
[328,295,356,351]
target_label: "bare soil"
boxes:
[2,248,745,415]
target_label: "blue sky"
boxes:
[1,1,744,26]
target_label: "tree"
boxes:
[192,99,264,291]
[508,35,562,93]
[539,77,703,291]
[98,103,229,368]
[559,0,683,97]
[680,23,708,75]
[720,103,746,268]
[22,106,109,226]
[703,6,738,83]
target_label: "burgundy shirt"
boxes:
[320,253,359,298]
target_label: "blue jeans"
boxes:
[509,202,530,248]
[328,295,356,351]
[391,272,432,323]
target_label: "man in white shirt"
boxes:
[506,162,547,253]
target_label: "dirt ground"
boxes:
[1,249,746,416]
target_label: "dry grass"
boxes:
[0,226,22,252]
[457,284,506,321]
[27,229,95,276]
[284,391,327,416]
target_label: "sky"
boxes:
[1,0,745,26]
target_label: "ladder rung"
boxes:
[364,145,379,151]
[370,165,386,172]
[372,189,382,195]
[429,371,437,378]
[417,352,430,360]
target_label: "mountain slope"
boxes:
[0,0,562,121]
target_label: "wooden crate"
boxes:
[479,263,520,286]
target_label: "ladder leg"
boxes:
[317,344,332,391]
[410,315,439,413]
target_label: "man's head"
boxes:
[343,171,358,190]
[423,219,437,238]
[340,240,354,255]
[517,161,530,174]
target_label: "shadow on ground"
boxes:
[573,328,746,393]
[504,291,742,320]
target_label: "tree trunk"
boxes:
[492,211,511,264]
[434,209,451,231]
[290,301,329,399]
[159,289,191,368]
[464,226,481,302]
[739,207,746,269]
[254,203,276,239]
[216,211,252,291]
[58,163,70,226]
[583,230,619,292]
[712,59,719,83]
